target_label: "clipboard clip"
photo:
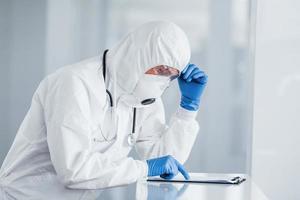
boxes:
[229,176,246,184]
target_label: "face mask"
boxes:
[132,74,170,102]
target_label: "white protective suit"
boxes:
[0,21,200,189]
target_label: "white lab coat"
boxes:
[0,21,200,189]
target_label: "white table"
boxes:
[0,173,268,200]
[138,173,268,200]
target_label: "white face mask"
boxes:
[120,74,170,107]
[133,74,170,101]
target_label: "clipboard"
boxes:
[147,174,246,185]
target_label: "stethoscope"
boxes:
[102,49,155,146]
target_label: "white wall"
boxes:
[0,0,11,161]
[45,0,108,74]
[0,0,46,162]
[251,0,300,199]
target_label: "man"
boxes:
[0,21,207,189]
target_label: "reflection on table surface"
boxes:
[0,173,268,200]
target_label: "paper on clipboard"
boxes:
[147,173,246,185]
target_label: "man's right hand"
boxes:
[146,155,190,180]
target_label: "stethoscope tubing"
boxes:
[102,49,137,139]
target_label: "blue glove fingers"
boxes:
[186,68,200,82]
[187,69,204,82]
[160,173,175,180]
[182,64,197,79]
[175,160,190,180]
[181,63,190,74]
[192,71,205,79]
[191,71,206,82]
[160,157,177,179]
[195,74,208,84]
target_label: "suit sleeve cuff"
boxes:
[175,106,198,120]
[136,160,148,180]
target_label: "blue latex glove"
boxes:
[178,63,208,111]
[146,155,190,180]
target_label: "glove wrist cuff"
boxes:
[136,160,149,179]
[176,105,198,120]
[180,95,200,111]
